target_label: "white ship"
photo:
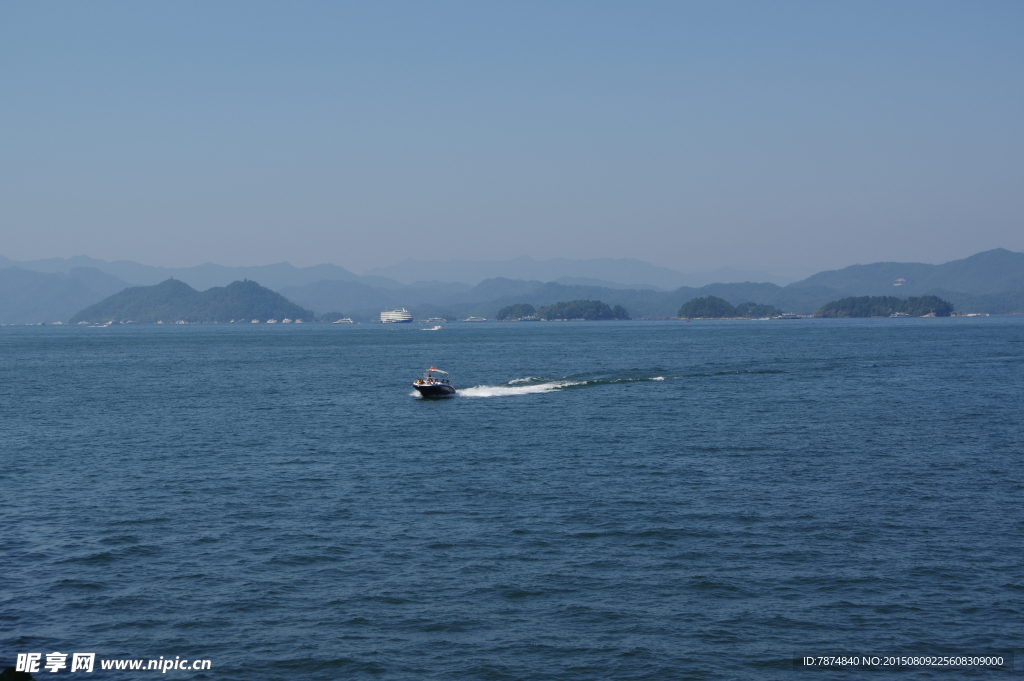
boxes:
[380,308,413,323]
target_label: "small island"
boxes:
[498,300,629,320]
[678,296,783,319]
[495,303,539,321]
[814,295,953,317]
[70,279,315,324]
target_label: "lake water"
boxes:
[2,318,1022,679]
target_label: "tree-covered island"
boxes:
[494,300,631,320]
[497,300,628,320]
[495,303,538,320]
[814,295,953,317]
[677,296,783,319]
[70,279,315,324]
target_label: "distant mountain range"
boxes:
[0,254,793,291]
[362,256,796,289]
[792,249,1024,295]
[280,248,1024,320]
[1,249,1022,324]
[0,254,393,291]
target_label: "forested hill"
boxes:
[536,300,630,320]
[814,295,953,318]
[70,279,314,324]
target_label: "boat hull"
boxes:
[381,308,413,323]
[414,384,456,397]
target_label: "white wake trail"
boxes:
[457,380,585,398]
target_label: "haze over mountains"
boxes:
[0,254,380,292]
[0,266,129,325]
[0,254,792,292]
[362,256,796,289]
[1,249,1022,324]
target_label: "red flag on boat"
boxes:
[429,366,438,371]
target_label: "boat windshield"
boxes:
[415,367,451,385]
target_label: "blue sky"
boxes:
[2,1,1021,277]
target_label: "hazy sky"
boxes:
[2,1,1021,277]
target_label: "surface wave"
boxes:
[457,380,585,397]
[457,374,669,397]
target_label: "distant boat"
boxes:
[332,317,354,324]
[413,367,456,397]
[267,319,277,324]
[282,318,293,323]
[422,317,446,324]
[519,316,540,321]
[422,325,442,331]
[890,312,910,318]
[381,308,413,323]
[775,313,801,320]
[462,316,487,322]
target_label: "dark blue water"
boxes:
[3,319,1022,679]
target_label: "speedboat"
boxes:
[413,367,456,397]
